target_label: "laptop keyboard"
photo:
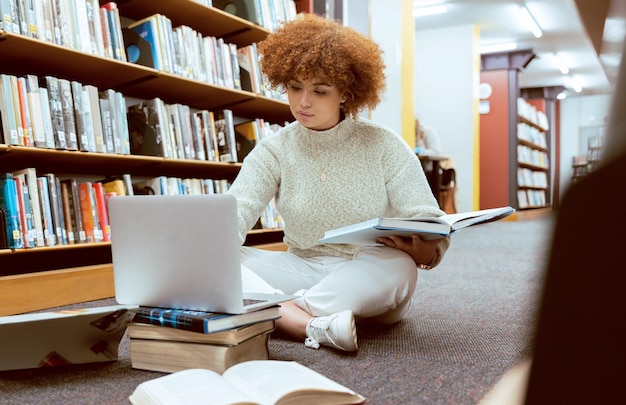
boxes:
[243,298,268,306]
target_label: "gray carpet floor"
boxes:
[0,216,553,404]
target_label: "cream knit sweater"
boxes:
[228,117,449,266]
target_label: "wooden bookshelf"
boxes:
[0,0,292,314]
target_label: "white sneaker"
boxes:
[304,310,358,352]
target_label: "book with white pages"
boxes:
[319,206,515,244]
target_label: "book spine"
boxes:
[70,80,89,152]
[19,168,44,247]
[0,0,20,34]
[45,173,65,245]
[0,173,24,248]
[132,307,232,334]
[36,175,56,246]
[80,90,95,151]
[92,182,110,241]
[38,87,57,149]
[77,181,95,242]
[84,85,104,153]
[59,179,75,244]
[16,76,32,146]
[0,74,19,145]
[45,75,67,149]
[58,78,78,150]
[66,178,86,243]
[13,175,34,248]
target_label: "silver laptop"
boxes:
[108,193,293,314]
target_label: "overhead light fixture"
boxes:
[569,77,582,93]
[557,91,567,100]
[518,4,542,38]
[553,53,569,74]
[479,42,518,54]
[413,4,448,17]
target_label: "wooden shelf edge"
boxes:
[0,264,115,316]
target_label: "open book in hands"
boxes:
[319,206,515,245]
[129,360,365,405]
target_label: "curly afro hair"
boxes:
[258,13,386,119]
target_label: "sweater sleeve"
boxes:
[381,130,451,268]
[227,141,281,244]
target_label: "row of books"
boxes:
[517,122,548,149]
[0,72,285,163]
[128,97,283,163]
[213,0,298,33]
[1,170,113,249]
[128,13,284,100]
[517,188,547,209]
[0,1,128,62]
[0,1,292,101]
[517,144,549,169]
[127,305,280,374]
[517,167,548,189]
[0,73,131,154]
[517,97,549,131]
[0,168,283,249]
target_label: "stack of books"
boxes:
[127,305,280,374]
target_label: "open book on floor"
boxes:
[319,206,515,245]
[129,360,366,405]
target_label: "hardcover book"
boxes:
[131,305,280,334]
[13,168,44,247]
[215,109,237,163]
[0,74,19,145]
[129,332,271,374]
[25,75,46,148]
[12,174,35,248]
[127,14,161,70]
[45,76,67,150]
[61,178,87,243]
[0,173,23,249]
[59,179,76,244]
[126,320,276,346]
[45,173,65,245]
[320,206,516,244]
[84,84,105,153]
[128,360,366,405]
[36,175,56,246]
[78,181,102,243]
[70,80,89,151]
[38,87,57,149]
[58,79,78,150]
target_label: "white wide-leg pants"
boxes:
[240,245,418,325]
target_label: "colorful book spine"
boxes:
[132,306,279,335]
[0,173,23,248]
[37,175,56,246]
[92,182,110,241]
[12,175,34,248]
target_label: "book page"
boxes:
[223,361,360,404]
[129,368,257,405]
[439,206,514,227]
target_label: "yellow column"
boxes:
[401,0,415,147]
[472,26,481,209]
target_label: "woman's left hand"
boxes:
[376,234,445,268]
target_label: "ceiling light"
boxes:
[557,91,567,100]
[553,53,569,74]
[518,4,542,38]
[569,77,582,93]
[413,4,448,17]
[479,42,518,54]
